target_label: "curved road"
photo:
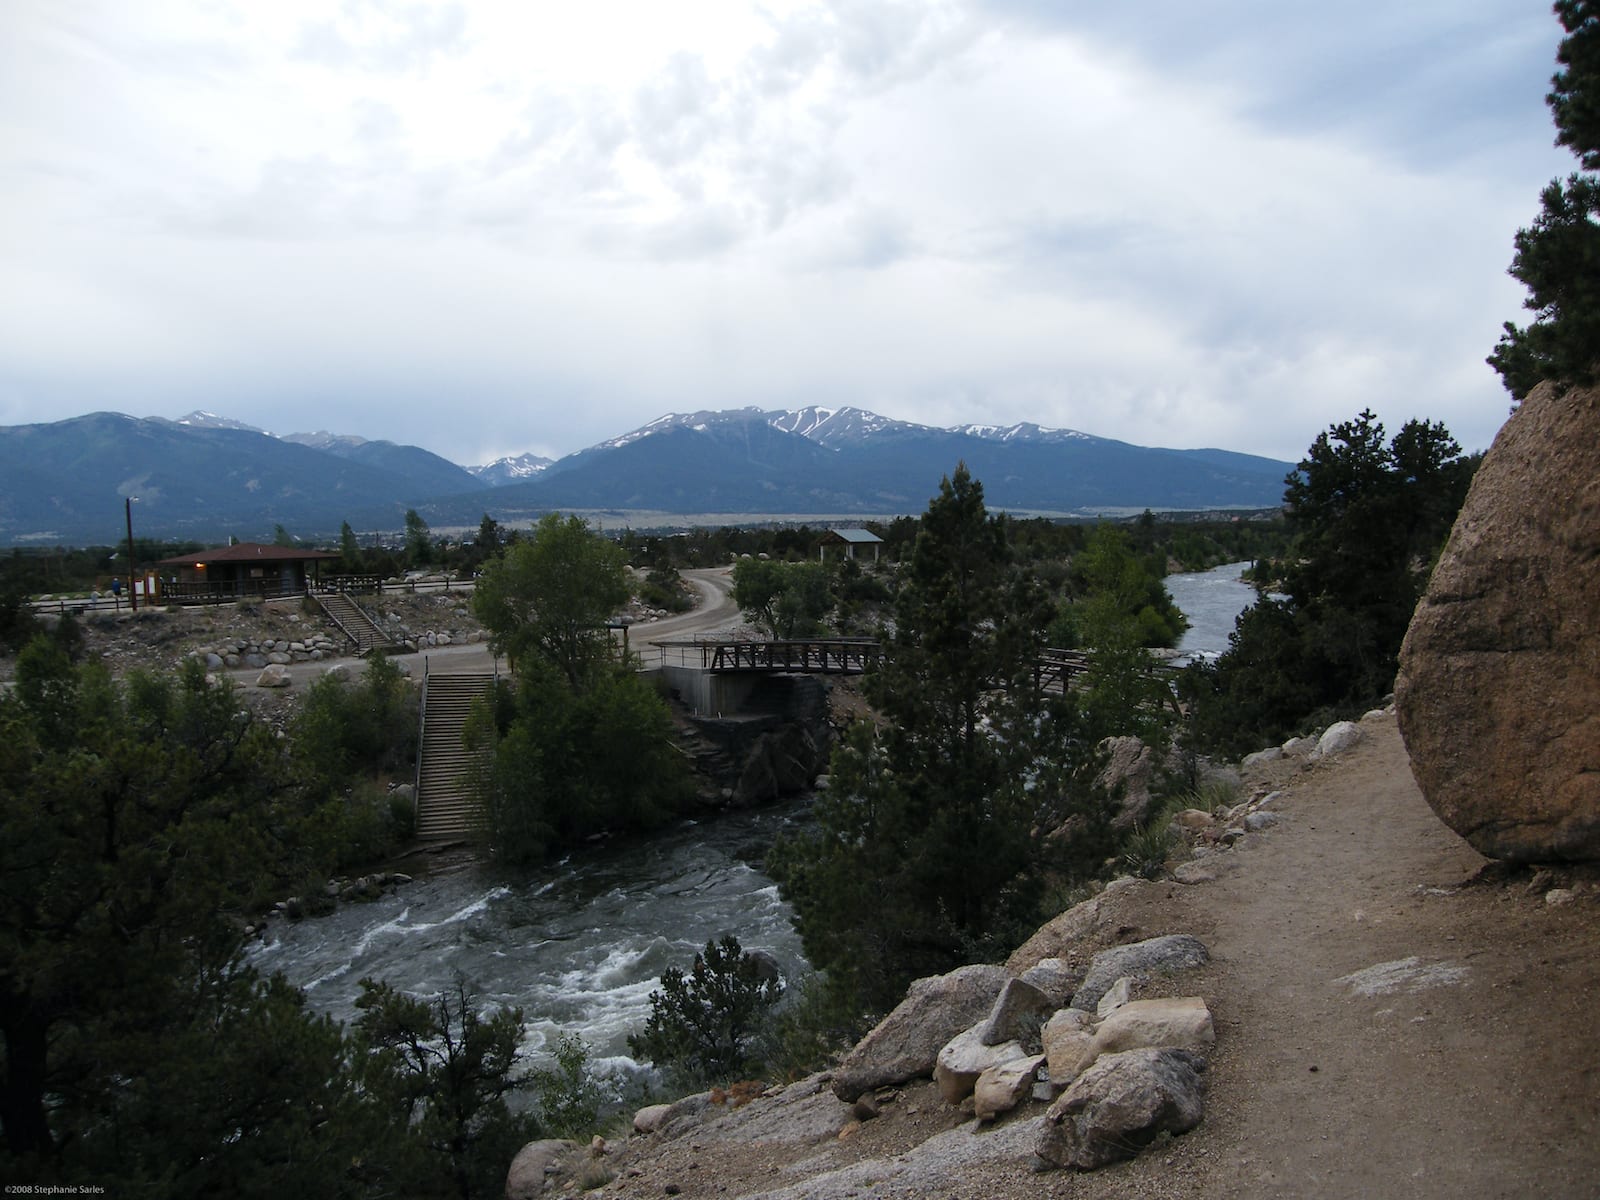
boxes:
[227,567,738,691]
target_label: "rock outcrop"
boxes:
[1396,381,1600,862]
[830,964,1010,1102]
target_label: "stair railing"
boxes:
[414,654,429,807]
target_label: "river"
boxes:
[251,560,1258,1074]
[1163,560,1260,663]
[247,801,811,1076]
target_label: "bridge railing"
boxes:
[647,637,881,675]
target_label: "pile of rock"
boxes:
[188,633,346,670]
[820,934,1214,1171]
[371,595,488,651]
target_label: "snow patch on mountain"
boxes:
[164,411,271,435]
[953,422,1094,443]
[282,431,370,452]
[468,453,555,485]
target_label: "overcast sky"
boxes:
[0,1,1575,468]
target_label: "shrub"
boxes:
[628,936,783,1086]
[1120,821,1175,880]
[528,1032,604,1139]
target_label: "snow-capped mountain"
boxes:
[163,410,271,435]
[953,421,1094,444]
[468,453,555,486]
[766,406,927,447]
[0,402,1291,544]
[436,404,1294,522]
[591,406,1098,454]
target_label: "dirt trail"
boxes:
[1181,715,1598,1198]
[602,714,1600,1199]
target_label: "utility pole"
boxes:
[125,496,138,612]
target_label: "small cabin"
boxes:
[154,542,341,604]
[819,528,882,563]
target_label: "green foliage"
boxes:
[628,936,783,1085]
[1189,411,1474,754]
[731,558,833,637]
[638,562,693,613]
[1056,524,1187,650]
[473,513,629,685]
[528,1033,604,1140]
[474,661,693,865]
[0,648,534,1195]
[755,974,873,1084]
[339,520,363,572]
[0,585,38,652]
[404,509,433,566]
[476,512,503,557]
[291,654,418,796]
[1120,821,1176,881]
[73,968,383,1198]
[1490,2,1600,398]
[770,466,1105,1011]
[1054,526,1187,749]
[469,513,690,863]
[0,647,296,1168]
[355,977,540,1200]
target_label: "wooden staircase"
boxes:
[314,590,406,656]
[414,668,497,840]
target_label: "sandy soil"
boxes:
[595,713,1600,1199]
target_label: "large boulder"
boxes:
[972,1053,1046,1122]
[1096,736,1157,829]
[505,1139,576,1199]
[255,663,292,688]
[1042,1008,1097,1087]
[1035,1048,1208,1170]
[1080,997,1215,1070]
[830,964,1010,1102]
[1396,381,1600,862]
[976,976,1054,1050]
[933,1025,1028,1104]
[1070,935,1210,1012]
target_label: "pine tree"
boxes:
[770,466,1100,1011]
[1489,0,1600,399]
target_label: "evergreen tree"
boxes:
[354,978,538,1200]
[770,466,1100,1011]
[404,509,433,567]
[338,520,362,573]
[628,936,782,1084]
[475,512,503,558]
[1489,1,1600,398]
[1190,411,1475,753]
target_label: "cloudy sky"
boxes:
[0,0,1574,468]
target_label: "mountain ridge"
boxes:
[0,406,1292,545]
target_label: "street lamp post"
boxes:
[125,496,138,612]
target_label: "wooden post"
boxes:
[125,496,138,612]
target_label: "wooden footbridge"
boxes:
[647,637,1181,715]
[650,637,879,675]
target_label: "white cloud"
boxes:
[0,0,1574,471]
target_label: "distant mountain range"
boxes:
[0,406,1291,546]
